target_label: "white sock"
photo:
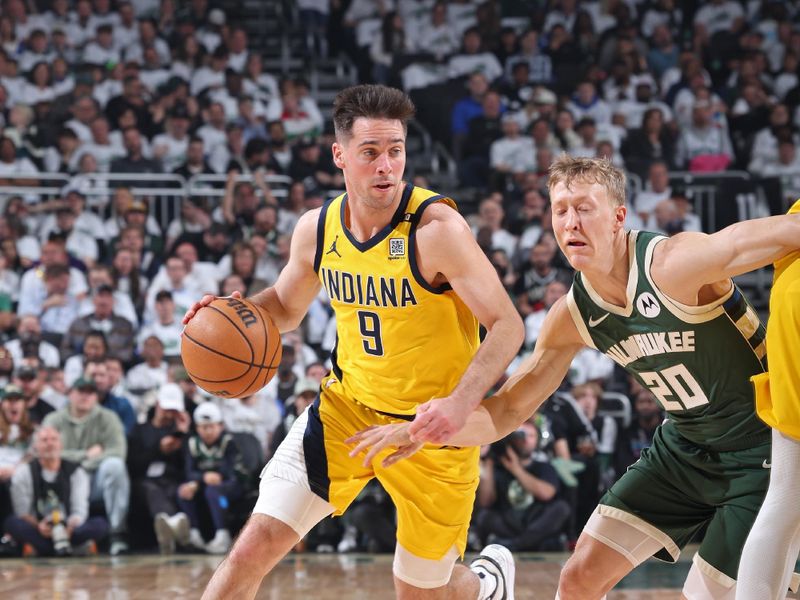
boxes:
[737,429,800,600]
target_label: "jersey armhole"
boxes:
[312,198,334,273]
[408,196,454,294]
[566,286,597,349]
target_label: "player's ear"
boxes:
[614,204,627,230]
[332,142,345,169]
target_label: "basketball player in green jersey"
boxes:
[350,156,800,599]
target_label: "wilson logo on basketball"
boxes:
[226,298,258,328]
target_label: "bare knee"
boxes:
[227,514,298,571]
[558,550,615,600]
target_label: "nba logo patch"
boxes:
[389,238,405,257]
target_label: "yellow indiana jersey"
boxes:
[314,183,480,416]
[752,198,800,439]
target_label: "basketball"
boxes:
[181,297,282,398]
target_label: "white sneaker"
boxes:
[154,513,175,554]
[187,528,206,551]
[337,526,358,553]
[167,513,190,546]
[470,544,516,600]
[205,529,231,555]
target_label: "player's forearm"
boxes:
[248,287,303,332]
[450,312,524,411]
[716,213,800,277]
[451,346,574,446]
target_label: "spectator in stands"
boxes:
[489,115,535,191]
[137,290,182,359]
[0,349,12,387]
[472,198,517,258]
[178,402,246,554]
[514,241,569,317]
[144,256,199,324]
[62,330,108,389]
[763,139,800,204]
[567,81,611,125]
[474,421,569,552]
[191,44,228,97]
[459,90,504,188]
[748,104,798,176]
[62,285,135,367]
[632,159,672,225]
[242,53,279,105]
[40,366,67,412]
[369,11,409,86]
[109,127,163,176]
[165,198,212,251]
[289,137,343,190]
[83,359,135,436]
[524,279,568,349]
[35,264,81,347]
[129,382,191,554]
[571,117,599,158]
[43,377,129,555]
[173,221,230,264]
[152,104,191,173]
[0,383,35,520]
[78,264,138,327]
[105,188,161,240]
[621,107,675,181]
[110,246,147,315]
[266,86,324,142]
[49,207,99,267]
[4,314,60,369]
[12,361,53,425]
[505,29,552,85]
[126,335,168,398]
[209,121,245,174]
[512,188,548,255]
[675,98,734,171]
[4,425,108,557]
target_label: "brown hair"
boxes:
[332,84,415,141]
[548,155,627,207]
[0,403,35,447]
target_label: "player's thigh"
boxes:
[377,445,480,562]
[697,485,769,585]
[600,453,711,564]
[260,389,374,522]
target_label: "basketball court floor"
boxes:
[3,550,797,599]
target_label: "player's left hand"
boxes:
[408,396,468,444]
[345,423,423,468]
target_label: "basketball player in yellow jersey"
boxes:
[737,199,800,600]
[183,84,524,600]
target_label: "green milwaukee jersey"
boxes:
[566,230,769,450]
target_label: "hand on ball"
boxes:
[182,290,242,325]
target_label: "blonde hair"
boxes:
[548,155,627,207]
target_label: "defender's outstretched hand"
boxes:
[346,423,423,468]
[182,291,242,325]
[407,396,468,444]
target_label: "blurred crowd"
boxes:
[1,0,799,557]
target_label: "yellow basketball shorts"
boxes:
[753,254,800,440]
[286,376,480,561]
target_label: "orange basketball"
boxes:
[181,297,282,398]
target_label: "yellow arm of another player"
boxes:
[248,209,323,332]
[652,212,800,303]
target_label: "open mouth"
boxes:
[374,183,393,191]
[567,241,586,247]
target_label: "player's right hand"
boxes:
[182,291,242,325]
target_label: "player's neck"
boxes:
[345,182,405,242]
[581,230,631,308]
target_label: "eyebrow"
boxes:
[357,138,405,147]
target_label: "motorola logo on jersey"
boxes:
[636,292,661,318]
